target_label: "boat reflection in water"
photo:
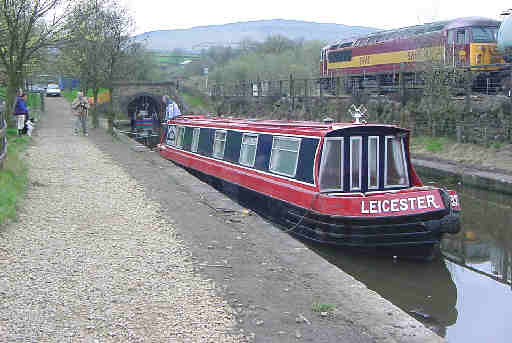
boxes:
[306,242,458,337]
[307,178,512,342]
[438,184,512,343]
[441,185,512,289]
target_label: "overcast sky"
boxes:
[121,0,511,35]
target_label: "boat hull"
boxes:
[163,151,459,259]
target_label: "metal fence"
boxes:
[206,65,512,146]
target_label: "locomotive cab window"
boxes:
[471,27,498,43]
[384,136,409,188]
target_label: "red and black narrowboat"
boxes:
[157,109,461,259]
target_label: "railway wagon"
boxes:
[320,17,506,92]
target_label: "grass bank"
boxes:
[0,128,30,225]
[410,135,512,173]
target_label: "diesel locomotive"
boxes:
[320,17,507,92]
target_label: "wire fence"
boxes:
[206,64,512,146]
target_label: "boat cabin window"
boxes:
[350,137,362,191]
[471,26,498,43]
[213,130,227,159]
[191,128,200,152]
[166,125,176,146]
[239,133,258,167]
[319,138,343,191]
[269,136,301,177]
[368,136,379,189]
[385,136,409,188]
[176,126,186,149]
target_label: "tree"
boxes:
[99,0,134,132]
[0,0,72,124]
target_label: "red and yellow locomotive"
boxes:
[320,17,505,91]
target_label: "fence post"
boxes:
[289,74,294,120]
[464,70,472,121]
[456,125,463,143]
[399,63,406,106]
[0,117,6,170]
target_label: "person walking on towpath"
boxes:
[13,91,29,136]
[163,95,181,120]
[71,91,90,136]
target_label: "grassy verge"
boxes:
[0,128,30,225]
[410,136,453,154]
[180,89,214,113]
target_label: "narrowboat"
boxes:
[157,107,461,259]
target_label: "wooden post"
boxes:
[399,63,406,106]
[456,125,463,143]
[464,70,472,121]
[289,74,294,120]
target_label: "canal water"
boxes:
[309,175,512,343]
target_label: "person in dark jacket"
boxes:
[14,93,29,136]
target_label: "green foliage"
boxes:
[62,89,107,103]
[312,303,336,313]
[0,129,29,225]
[411,136,451,153]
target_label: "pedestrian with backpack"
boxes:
[71,92,90,136]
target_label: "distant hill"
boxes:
[136,19,378,52]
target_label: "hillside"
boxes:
[136,19,377,52]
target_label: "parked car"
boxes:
[28,84,45,92]
[46,84,61,97]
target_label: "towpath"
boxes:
[0,97,445,342]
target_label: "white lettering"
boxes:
[391,199,399,212]
[370,201,378,214]
[361,201,369,214]
[426,195,440,209]
[408,198,417,210]
[400,199,408,211]
[361,194,444,214]
[450,195,459,208]
[382,200,390,212]
[417,196,426,209]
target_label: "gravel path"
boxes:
[0,98,246,342]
